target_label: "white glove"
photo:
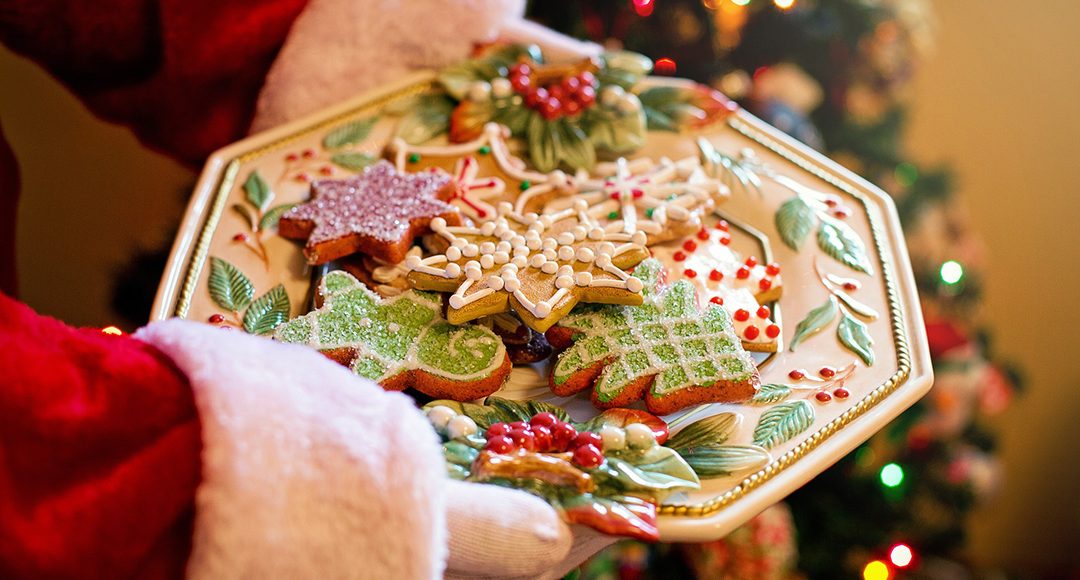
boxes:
[251,0,600,132]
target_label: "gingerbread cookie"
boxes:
[278,160,460,265]
[339,247,421,298]
[538,156,724,246]
[650,218,784,352]
[546,259,760,415]
[274,271,511,401]
[405,200,650,333]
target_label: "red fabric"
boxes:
[0,0,310,166]
[0,293,202,579]
[925,319,970,358]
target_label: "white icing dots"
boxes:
[409,203,648,321]
[626,277,644,293]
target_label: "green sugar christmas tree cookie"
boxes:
[546,259,760,415]
[275,271,511,400]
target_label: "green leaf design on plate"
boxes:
[679,445,771,478]
[555,119,596,171]
[775,196,816,250]
[259,203,297,231]
[487,397,572,425]
[231,203,257,230]
[838,311,875,365]
[598,451,699,497]
[752,400,815,449]
[817,217,874,274]
[395,95,455,144]
[322,117,378,149]
[442,440,480,477]
[243,284,290,335]
[583,102,647,155]
[527,112,559,172]
[424,400,506,430]
[666,413,739,451]
[834,289,879,320]
[789,295,838,351]
[750,383,793,405]
[243,171,273,212]
[329,152,376,172]
[208,257,253,312]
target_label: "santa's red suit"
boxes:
[0,1,608,577]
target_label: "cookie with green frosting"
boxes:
[275,271,511,400]
[546,259,759,415]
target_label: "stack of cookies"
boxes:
[274,123,783,415]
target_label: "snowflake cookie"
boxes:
[274,271,511,400]
[651,218,784,351]
[537,156,725,246]
[389,123,577,221]
[546,259,760,415]
[405,201,650,333]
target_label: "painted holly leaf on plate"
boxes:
[547,259,760,415]
[274,271,510,399]
[752,400,815,450]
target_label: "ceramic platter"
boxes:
[153,61,932,541]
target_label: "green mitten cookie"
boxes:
[546,259,760,415]
[275,271,511,400]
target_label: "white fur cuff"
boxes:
[136,320,447,579]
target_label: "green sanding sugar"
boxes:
[553,259,757,405]
[274,271,505,383]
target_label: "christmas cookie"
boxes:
[482,313,553,364]
[651,219,783,351]
[338,247,421,298]
[539,156,724,246]
[388,123,576,220]
[273,271,511,400]
[405,200,650,333]
[278,160,460,265]
[546,259,760,415]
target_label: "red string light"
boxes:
[654,58,677,75]
[632,0,654,17]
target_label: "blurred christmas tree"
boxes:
[527,1,1022,578]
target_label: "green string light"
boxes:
[939,260,964,285]
[880,463,904,488]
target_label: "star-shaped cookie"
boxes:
[406,200,650,332]
[278,160,460,264]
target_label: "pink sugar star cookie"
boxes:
[279,161,460,264]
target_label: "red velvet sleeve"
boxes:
[0,0,309,166]
[0,293,202,579]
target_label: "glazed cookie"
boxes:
[274,271,511,401]
[651,217,784,351]
[389,123,577,220]
[405,200,650,333]
[278,160,460,264]
[546,259,760,415]
[539,156,725,246]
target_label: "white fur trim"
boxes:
[136,320,446,579]
[251,0,526,132]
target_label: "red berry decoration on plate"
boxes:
[485,435,515,454]
[834,387,850,399]
[552,422,578,451]
[486,422,510,438]
[789,369,805,380]
[509,427,536,451]
[572,444,604,468]
[573,431,603,450]
[815,391,833,403]
[531,425,554,452]
[530,412,558,428]
[208,313,225,324]
[819,366,836,378]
